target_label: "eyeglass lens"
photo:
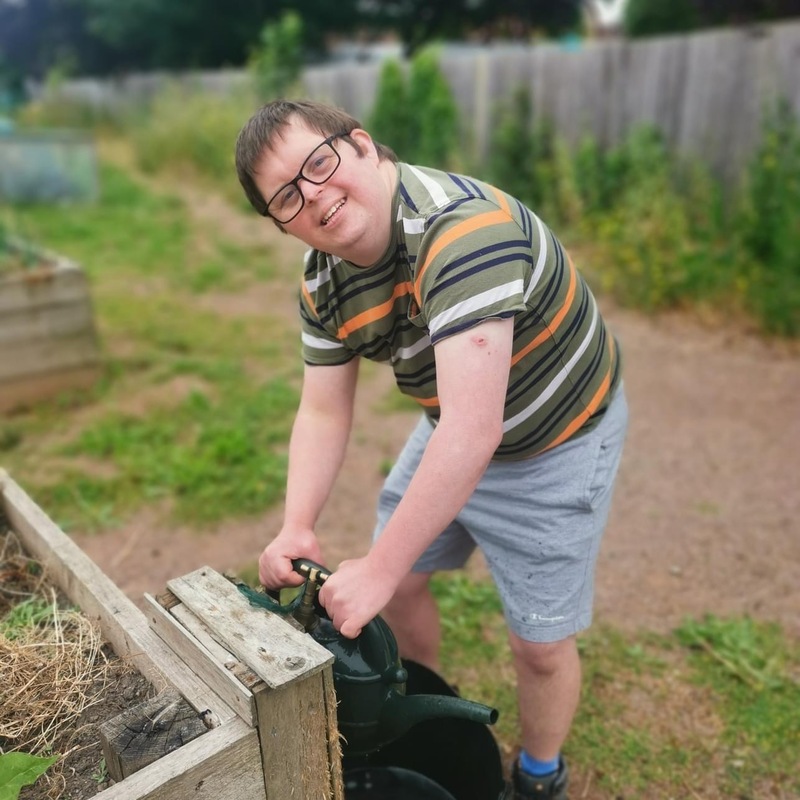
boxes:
[267,140,341,223]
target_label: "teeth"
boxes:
[322,200,345,225]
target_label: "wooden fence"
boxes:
[32,19,800,182]
[303,19,800,182]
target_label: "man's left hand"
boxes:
[318,556,398,638]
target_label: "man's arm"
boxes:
[319,317,513,636]
[258,358,359,588]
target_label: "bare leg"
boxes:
[380,571,440,672]
[508,633,581,760]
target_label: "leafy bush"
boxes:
[129,83,254,198]
[248,11,305,101]
[579,127,742,310]
[367,49,459,169]
[367,59,411,159]
[735,99,800,336]
[407,47,460,168]
[486,86,558,214]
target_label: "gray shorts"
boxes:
[373,386,628,643]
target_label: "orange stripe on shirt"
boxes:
[510,251,578,367]
[414,209,512,303]
[337,281,414,338]
[489,185,512,216]
[539,336,617,453]
[301,280,319,319]
[413,395,440,408]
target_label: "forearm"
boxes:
[282,402,353,529]
[369,416,500,579]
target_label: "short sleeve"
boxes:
[413,198,532,344]
[299,288,354,366]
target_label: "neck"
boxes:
[349,160,399,268]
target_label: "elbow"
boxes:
[469,417,504,461]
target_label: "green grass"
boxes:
[0,162,299,532]
[0,597,56,640]
[430,573,800,799]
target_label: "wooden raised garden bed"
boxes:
[0,244,101,412]
[0,469,344,799]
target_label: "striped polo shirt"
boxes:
[299,163,622,460]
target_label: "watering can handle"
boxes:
[291,558,331,586]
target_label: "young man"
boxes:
[236,99,627,800]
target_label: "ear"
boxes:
[349,128,379,161]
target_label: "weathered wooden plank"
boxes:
[0,329,100,381]
[167,567,333,690]
[0,364,101,413]
[93,717,266,800]
[144,593,259,726]
[0,471,236,726]
[99,688,209,781]
[255,670,343,800]
[0,301,96,345]
[0,263,93,314]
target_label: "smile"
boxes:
[322,199,346,226]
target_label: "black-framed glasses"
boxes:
[264,131,351,223]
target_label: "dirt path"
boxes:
[73,188,800,640]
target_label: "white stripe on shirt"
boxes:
[391,335,431,363]
[428,280,524,337]
[524,214,548,303]
[502,298,599,433]
[301,331,344,350]
[407,165,450,208]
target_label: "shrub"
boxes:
[407,47,460,169]
[129,83,254,197]
[366,48,460,170]
[486,87,560,216]
[248,11,305,101]
[367,59,411,159]
[736,100,800,335]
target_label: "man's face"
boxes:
[254,119,394,266]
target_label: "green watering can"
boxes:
[236,559,498,756]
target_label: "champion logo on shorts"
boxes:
[528,613,567,622]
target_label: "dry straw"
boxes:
[0,526,111,758]
[0,596,108,754]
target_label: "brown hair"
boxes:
[235,99,398,217]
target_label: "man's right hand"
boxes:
[258,525,324,589]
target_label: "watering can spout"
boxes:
[380,690,498,743]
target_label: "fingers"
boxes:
[257,530,325,589]
[258,552,303,589]
[339,620,363,639]
[318,579,367,639]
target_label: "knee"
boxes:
[508,634,577,677]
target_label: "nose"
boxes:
[300,178,325,204]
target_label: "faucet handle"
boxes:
[291,559,331,632]
[291,558,331,586]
